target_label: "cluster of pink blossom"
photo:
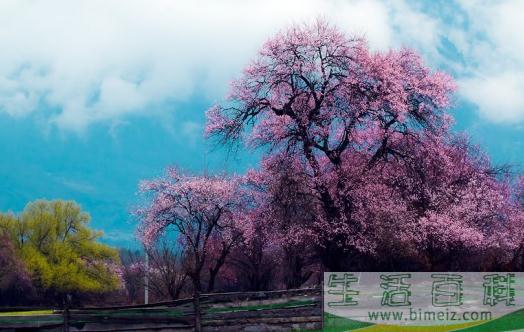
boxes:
[206,20,455,164]
[102,260,126,290]
[137,168,243,248]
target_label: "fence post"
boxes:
[144,247,149,305]
[63,294,71,332]
[320,276,324,331]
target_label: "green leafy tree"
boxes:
[0,200,122,296]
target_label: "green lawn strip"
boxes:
[452,307,524,331]
[0,310,62,326]
[73,308,185,318]
[0,315,62,325]
[322,312,374,332]
[206,299,316,314]
[0,310,55,316]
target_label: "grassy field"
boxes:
[0,310,54,316]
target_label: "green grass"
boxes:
[322,312,374,332]
[0,310,54,316]
[78,308,186,318]
[206,299,316,314]
[454,307,524,331]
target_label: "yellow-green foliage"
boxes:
[0,200,121,294]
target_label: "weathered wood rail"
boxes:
[0,288,322,331]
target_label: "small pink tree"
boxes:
[137,169,244,331]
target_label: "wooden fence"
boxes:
[0,288,322,331]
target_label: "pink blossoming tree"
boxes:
[206,20,523,271]
[137,169,245,331]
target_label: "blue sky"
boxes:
[0,0,523,247]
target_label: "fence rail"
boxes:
[0,287,322,331]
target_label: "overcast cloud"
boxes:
[0,0,522,131]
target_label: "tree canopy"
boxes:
[206,20,524,271]
[0,200,121,296]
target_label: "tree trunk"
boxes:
[207,263,223,292]
[317,238,348,271]
[192,280,202,332]
[207,242,235,293]
[207,271,217,293]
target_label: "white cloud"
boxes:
[0,0,406,131]
[0,0,522,130]
[451,0,524,123]
[460,73,524,122]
